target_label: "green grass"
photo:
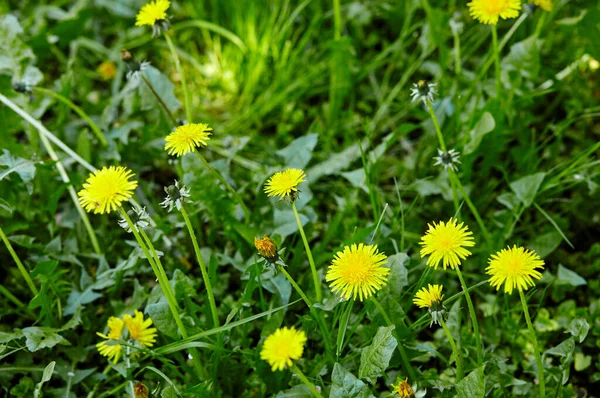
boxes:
[1,0,600,396]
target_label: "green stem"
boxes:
[453,29,462,75]
[290,363,323,398]
[180,205,220,328]
[279,266,313,308]
[439,318,464,381]
[448,171,492,243]
[0,284,26,308]
[492,25,501,99]
[32,87,107,146]
[519,289,546,398]
[194,151,250,221]
[291,202,322,302]
[140,75,178,125]
[0,225,38,296]
[165,33,192,123]
[454,266,483,367]
[426,101,447,152]
[371,297,416,381]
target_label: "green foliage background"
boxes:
[1,0,599,396]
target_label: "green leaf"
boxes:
[574,352,592,371]
[464,112,495,155]
[454,365,485,398]
[0,149,36,194]
[139,66,181,112]
[33,361,55,398]
[21,327,70,352]
[387,253,409,296]
[64,283,103,316]
[556,264,586,287]
[509,172,546,207]
[275,385,313,397]
[146,301,179,340]
[566,318,589,343]
[528,231,562,258]
[277,133,318,169]
[161,385,179,398]
[358,325,397,384]
[331,363,374,398]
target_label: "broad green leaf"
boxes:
[574,353,592,371]
[22,327,69,352]
[146,301,179,340]
[358,325,397,384]
[64,283,103,316]
[161,385,178,398]
[33,361,55,398]
[509,172,546,207]
[341,168,368,193]
[566,318,589,343]
[0,149,36,194]
[528,231,562,258]
[463,112,495,155]
[139,66,181,112]
[331,363,374,398]
[387,253,409,296]
[557,264,586,287]
[277,133,318,169]
[454,365,485,398]
[275,384,313,397]
[502,36,542,80]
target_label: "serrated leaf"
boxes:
[277,133,318,169]
[358,326,397,384]
[139,66,181,112]
[510,172,546,207]
[387,253,408,296]
[275,384,314,397]
[331,363,374,398]
[64,284,103,316]
[566,318,589,343]
[464,112,495,155]
[454,365,485,398]
[22,327,69,352]
[0,149,36,194]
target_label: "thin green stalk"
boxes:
[120,209,207,381]
[291,202,322,302]
[0,284,26,308]
[279,266,313,308]
[519,289,546,398]
[492,25,501,99]
[453,28,462,75]
[0,226,38,296]
[336,299,353,357]
[32,87,107,146]
[290,363,323,398]
[439,318,464,381]
[194,151,250,221]
[454,266,483,367]
[426,101,492,242]
[255,260,266,312]
[165,33,192,123]
[180,205,220,328]
[140,75,178,125]
[371,297,416,381]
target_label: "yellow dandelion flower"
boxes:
[97,61,117,81]
[135,0,170,27]
[391,377,415,398]
[486,245,544,294]
[123,310,158,347]
[96,316,124,363]
[254,235,278,262]
[325,243,390,301]
[164,123,212,157]
[413,284,444,309]
[264,168,306,201]
[467,0,521,25]
[533,0,553,11]
[419,218,475,270]
[260,326,306,371]
[78,166,138,214]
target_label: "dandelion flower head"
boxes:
[264,168,306,201]
[260,326,307,371]
[533,0,553,11]
[96,316,125,363]
[135,0,170,27]
[254,235,279,262]
[468,0,521,25]
[391,377,415,398]
[486,245,544,294]
[123,310,158,347]
[78,166,138,214]
[165,123,212,157]
[414,284,446,327]
[419,218,475,270]
[326,243,390,301]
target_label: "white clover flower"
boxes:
[160,180,191,212]
[410,80,437,104]
[433,149,461,171]
[118,206,150,233]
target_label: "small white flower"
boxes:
[118,206,150,233]
[410,80,437,104]
[433,149,461,171]
[160,180,191,212]
[126,61,151,84]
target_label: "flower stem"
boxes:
[119,208,206,381]
[32,87,107,146]
[426,101,447,152]
[291,202,322,302]
[371,296,416,381]
[453,29,462,75]
[180,205,220,328]
[140,75,178,125]
[492,25,501,100]
[439,318,464,381]
[519,289,546,398]
[194,151,250,222]
[279,266,313,308]
[165,33,192,123]
[0,225,38,296]
[454,266,483,367]
[290,363,323,398]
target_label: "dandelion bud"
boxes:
[254,235,279,263]
[121,49,133,62]
[133,381,149,398]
